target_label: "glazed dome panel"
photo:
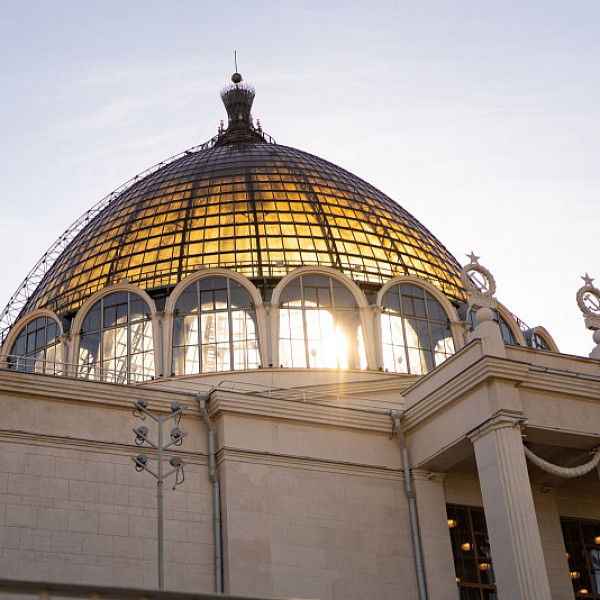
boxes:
[24,140,465,315]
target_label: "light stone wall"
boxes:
[443,474,598,600]
[412,472,457,600]
[0,435,214,592]
[555,482,600,522]
[532,488,574,600]
[220,453,416,600]
[2,337,600,600]
[0,369,215,593]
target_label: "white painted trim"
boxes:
[70,283,158,379]
[164,268,263,314]
[376,275,460,324]
[271,266,368,308]
[271,266,372,369]
[496,301,527,347]
[163,268,266,374]
[0,308,64,363]
[528,325,559,353]
[376,275,464,364]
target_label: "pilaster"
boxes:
[412,470,457,600]
[469,413,551,599]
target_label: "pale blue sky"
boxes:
[1,1,599,355]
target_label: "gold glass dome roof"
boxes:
[16,77,466,319]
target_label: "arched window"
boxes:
[8,316,61,374]
[381,283,454,374]
[172,277,259,375]
[279,274,366,369]
[468,309,518,345]
[526,330,552,351]
[78,291,154,383]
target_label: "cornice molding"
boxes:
[209,390,394,433]
[402,356,531,433]
[519,368,600,401]
[217,446,403,480]
[292,374,419,397]
[0,427,208,464]
[0,369,197,413]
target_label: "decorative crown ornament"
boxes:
[575,273,600,359]
[576,273,600,323]
[460,252,497,309]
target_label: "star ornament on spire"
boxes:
[466,251,480,265]
[582,273,595,287]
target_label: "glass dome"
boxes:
[11,76,466,325]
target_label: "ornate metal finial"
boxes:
[460,252,497,309]
[232,50,242,84]
[213,60,275,147]
[219,51,254,133]
[216,66,267,147]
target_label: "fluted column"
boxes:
[469,413,551,599]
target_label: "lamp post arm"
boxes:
[163,407,187,423]
[131,429,159,450]
[163,432,189,450]
[163,462,189,480]
[134,403,159,422]
[131,459,159,480]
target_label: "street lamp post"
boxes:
[132,398,189,590]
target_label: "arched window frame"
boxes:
[271,266,374,370]
[71,283,157,383]
[496,303,527,346]
[0,309,63,375]
[164,269,265,375]
[376,276,461,374]
[524,326,558,353]
[465,301,526,347]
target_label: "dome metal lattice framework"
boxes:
[0,76,466,342]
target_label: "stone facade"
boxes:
[0,332,599,599]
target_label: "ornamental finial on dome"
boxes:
[220,71,255,127]
[216,65,271,146]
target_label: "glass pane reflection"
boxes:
[447,505,497,599]
[24,141,466,318]
[172,277,260,375]
[78,292,154,384]
[8,316,61,375]
[561,517,600,598]
[381,283,454,374]
[279,275,366,370]
[468,309,517,346]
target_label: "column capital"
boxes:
[467,410,527,444]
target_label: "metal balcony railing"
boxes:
[0,354,154,385]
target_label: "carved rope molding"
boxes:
[523,444,600,479]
